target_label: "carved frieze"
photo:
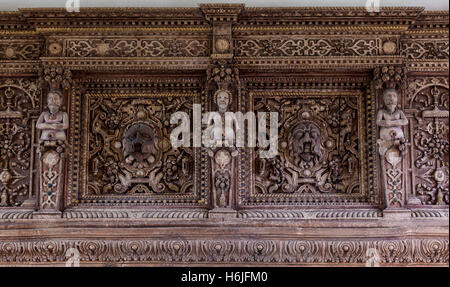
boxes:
[402,40,449,59]
[234,38,381,57]
[54,38,211,58]
[0,41,42,60]
[0,238,447,265]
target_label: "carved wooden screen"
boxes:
[0,5,448,266]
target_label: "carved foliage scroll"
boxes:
[402,40,449,60]
[234,38,381,57]
[244,92,368,205]
[47,38,211,58]
[0,41,42,60]
[407,78,449,205]
[0,79,41,206]
[80,93,204,205]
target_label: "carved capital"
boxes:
[39,66,73,91]
[199,4,244,24]
[373,65,406,91]
[208,58,240,93]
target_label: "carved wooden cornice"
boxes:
[0,6,447,73]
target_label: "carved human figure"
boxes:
[376,88,409,209]
[206,89,236,147]
[36,91,69,142]
[376,88,408,142]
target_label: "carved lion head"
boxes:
[289,121,323,165]
[122,123,157,163]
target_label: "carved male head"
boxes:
[215,90,231,113]
[47,91,63,114]
[290,121,322,164]
[382,88,399,113]
[122,123,157,163]
[0,170,11,185]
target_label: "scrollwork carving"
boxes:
[252,93,362,199]
[402,40,449,59]
[234,38,380,57]
[0,41,41,60]
[66,39,210,58]
[0,78,40,207]
[84,94,197,201]
[0,239,447,265]
[407,82,449,205]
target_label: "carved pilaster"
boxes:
[39,66,73,91]
[201,4,243,218]
[374,66,411,215]
[34,68,71,217]
[35,140,66,217]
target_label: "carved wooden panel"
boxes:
[406,77,449,205]
[0,78,41,206]
[239,89,374,207]
[0,5,448,266]
[234,38,383,57]
[73,91,208,206]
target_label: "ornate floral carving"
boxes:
[83,94,199,203]
[373,66,405,90]
[408,83,449,205]
[0,4,448,267]
[40,66,73,91]
[0,41,41,60]
[208,148,238,210]
[402,40,449,59]
[66,39,210,57]
[251,93,363,201]
[0,239,447,265]
[234,38,380,57]
[0,78,40,206]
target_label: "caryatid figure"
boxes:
[376,88,408,142]
[36,91,69,142]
